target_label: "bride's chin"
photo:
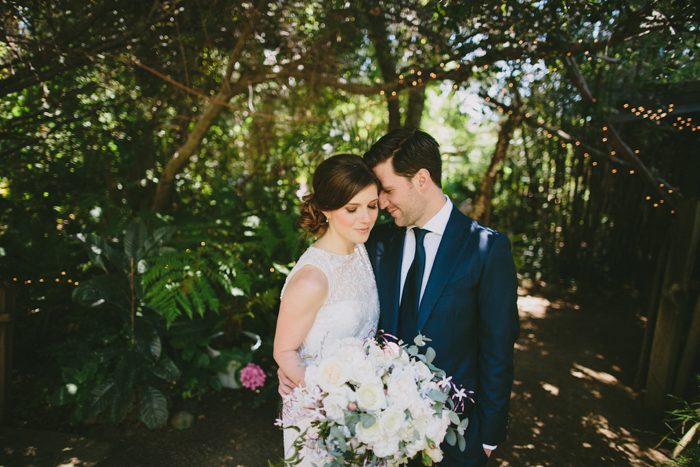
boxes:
[352,234,369,243]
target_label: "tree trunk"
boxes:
[151,86,234,212]
[472,113,521,225]
[645,199,700,410]
[404,85,426,129]
[362,2,401,131]
[150,7,260,212]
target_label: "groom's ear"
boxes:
[414,168,432,191]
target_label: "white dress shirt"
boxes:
[399,196,497,453]
[399,196,453,304]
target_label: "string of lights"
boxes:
[622,102,699,132]
[482,96,678,215]
[8,272,80,287]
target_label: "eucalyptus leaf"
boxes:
[428,389,448,403]
[458,433,467,452]
[445,429,457,446]
[425,346,436,363]
[361,413,376,428]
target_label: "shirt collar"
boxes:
[409,196,452,236]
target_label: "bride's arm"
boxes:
[273,265,328,387]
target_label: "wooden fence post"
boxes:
[644,200,700,410]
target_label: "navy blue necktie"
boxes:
[398,227,429,342]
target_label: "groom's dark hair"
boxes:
[363,128,442,187]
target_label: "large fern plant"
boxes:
[141,242,251,325]
[69,219,251,428]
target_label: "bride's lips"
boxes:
[355,227,370,235]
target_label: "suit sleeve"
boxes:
[477,233,520,445]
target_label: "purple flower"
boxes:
[240,363,266,391]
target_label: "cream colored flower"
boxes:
[356,382,386,412]
[316,357,349,392]
[380,407,406,436]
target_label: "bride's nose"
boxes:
[358,208,372,223]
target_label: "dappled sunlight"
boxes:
[570,363,619,385]
[0,429,108,466]
[517,294,552,318]
[499,287,670,466]
[540,381,560,396]
[580,413,668,465]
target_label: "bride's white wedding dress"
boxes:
[281,244,380,466]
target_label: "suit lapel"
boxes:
[378,226,405,336]
[416,206,470,332]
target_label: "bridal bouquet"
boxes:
[280,334,471,466]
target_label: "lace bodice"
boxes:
[280,244,380,363]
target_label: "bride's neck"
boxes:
[315,230,355,255]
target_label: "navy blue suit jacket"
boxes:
[365,206,519,456]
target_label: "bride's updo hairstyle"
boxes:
[300,154,379,236]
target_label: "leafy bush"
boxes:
[50,198,302,428]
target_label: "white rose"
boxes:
[350,359,376,385]
[425,411,451,445]
[380,407,406,436]
[323,392,349,422]
[356,382,386,412]
[410,411,428,440]
[316,357,350,392]
[387,370,418,407]
[412,360,433,382]
[373,437,399,458]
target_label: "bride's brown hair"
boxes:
[300,154,380,237]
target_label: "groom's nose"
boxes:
[379,192,389,209]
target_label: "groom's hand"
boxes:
[277,368,294,396]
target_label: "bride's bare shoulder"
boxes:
[282,264,328,303]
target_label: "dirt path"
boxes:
[497,282,669,466]
[2,283,672,466]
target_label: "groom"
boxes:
[363,128,519,466]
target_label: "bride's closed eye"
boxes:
[346,204,377,213]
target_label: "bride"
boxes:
[273,154,381,465]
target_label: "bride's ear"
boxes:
[321,211,331,223]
